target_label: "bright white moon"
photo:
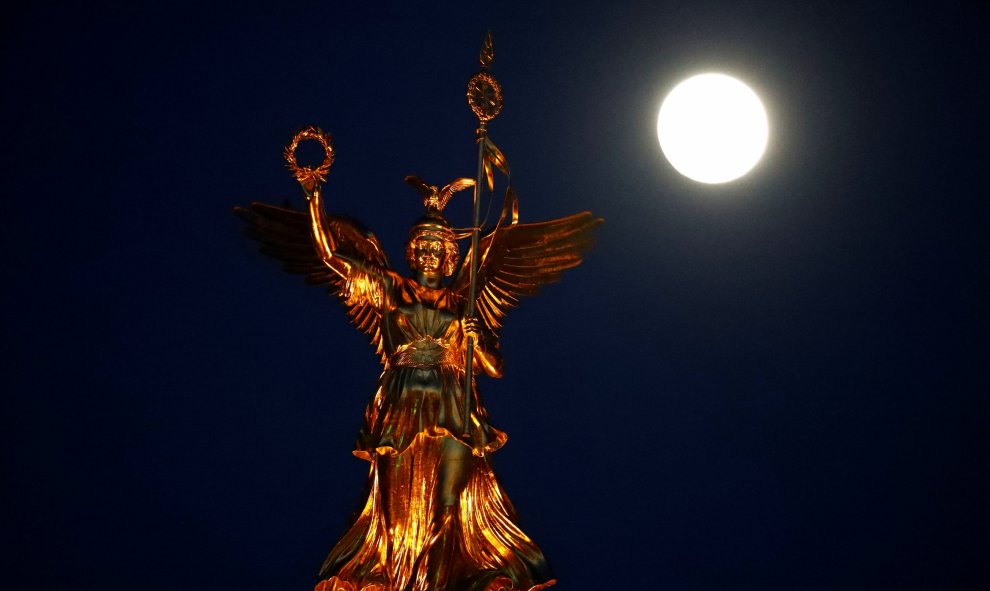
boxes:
[657,73,768,184]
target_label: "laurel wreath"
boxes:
[284,126,334,185]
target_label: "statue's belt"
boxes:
[390,337,460,368]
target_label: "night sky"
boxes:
[4,1,988,589]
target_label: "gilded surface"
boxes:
[285,127,335,185]
[467,71,503,124]
[235,36,600,591]
[467,33,502,124]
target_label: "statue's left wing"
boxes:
[452,211,602,336]
[235,201,391,361]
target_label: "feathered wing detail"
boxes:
[452,211,602,336]
[437,177,475,210]
[235,201,391,362]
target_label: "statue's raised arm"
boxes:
[235,127,393,362]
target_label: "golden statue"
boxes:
[237,34,601,591]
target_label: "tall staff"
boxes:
[463,33,504,437]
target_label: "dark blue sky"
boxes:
[4,1,988,589]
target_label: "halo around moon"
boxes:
[657,73,769,184]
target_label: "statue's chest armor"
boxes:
[394,301,455,339]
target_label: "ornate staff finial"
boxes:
[479,31,495,68]
[467,33,503,129]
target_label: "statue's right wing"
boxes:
[451,209,602,339]
[235,201,391,362]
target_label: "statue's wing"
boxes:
[452,211,602,335]
[235,201,391,361]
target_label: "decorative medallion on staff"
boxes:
[467,34,503,127]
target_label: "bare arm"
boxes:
[304,183,353,279]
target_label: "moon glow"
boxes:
[657,73,769,184]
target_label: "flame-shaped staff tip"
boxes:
[479,31,494,69]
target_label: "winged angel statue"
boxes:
[237,124,600,591]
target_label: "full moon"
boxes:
[657,73,768,184]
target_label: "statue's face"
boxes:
[413,236,445,275]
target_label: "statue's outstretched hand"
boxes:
[301,178,319,201]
